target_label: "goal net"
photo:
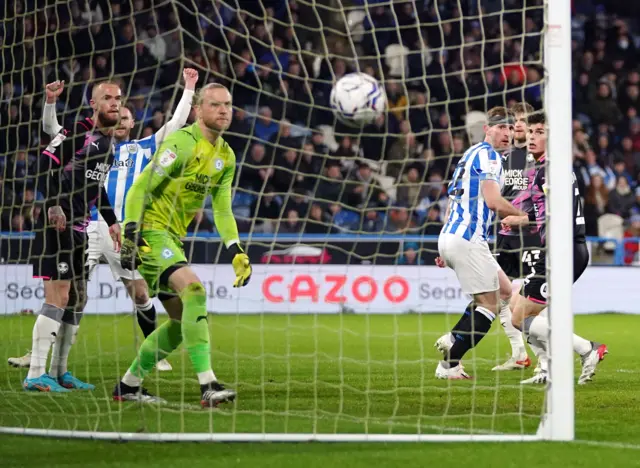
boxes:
[0,0,573,441]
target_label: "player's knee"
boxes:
[511,312,524,331]
[131,280,149,305]
[49,285,70,309]
[184,282,206,298]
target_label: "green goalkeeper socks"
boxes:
[128,319,182,378]
[180,283,212,375]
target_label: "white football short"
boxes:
[438,233,500,295]
[86,220,143,281]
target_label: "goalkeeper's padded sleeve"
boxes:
[211,162,240,248]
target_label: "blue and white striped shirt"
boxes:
[441,142,504,242]
[90,135,156,222]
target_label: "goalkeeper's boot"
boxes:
[8,350,31,368]
[578,342,608,385]
[521,371,549,385]
[201,381,236,408]
[156,359,172,372]
[491,355,531,371]
[58,372,95,391]
[435,361,472,380]
[23,374,70,393]
[112,382,166,404]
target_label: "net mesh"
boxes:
[1,0,548,438]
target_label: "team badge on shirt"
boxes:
[127,144,138,154]
[214,159,224,171]
[159,149,177,167]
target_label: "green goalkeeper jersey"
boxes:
[124,122,239,246]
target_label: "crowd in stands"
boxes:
[1,0,640,254]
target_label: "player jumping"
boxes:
[8,69,199,371]
[501,112,608,385]
[23,82,122,392]
[434,107,527,380]
[112,83,252,406]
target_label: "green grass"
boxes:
[0,313,639,466]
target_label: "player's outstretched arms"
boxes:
[42,81,65,136]
[481,180,526,218]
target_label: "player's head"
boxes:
[510,102,534,145]
[90,81,122,128]
[484,106,514,151]
[113,105,135,142]
[194,83,232,133]
[527,112,547,158]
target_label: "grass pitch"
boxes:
[0,313,638,466]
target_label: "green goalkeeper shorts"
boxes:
[137,230,188,295]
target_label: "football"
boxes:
[330,72,386,127]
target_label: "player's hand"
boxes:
[120,223,151,271]
[230,243,252,288]
[109,223,122,253]
[183,68,199,90]
[45,80,65,104]
[501,215,529,230]
[435,256,446,268]
[47,206,66,231]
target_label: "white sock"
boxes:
[49,323,79,378]
[136,299,153,312]
[122,370,143,388]
[527,314,549,344]
[573,334,592,356]
[197,370,217,385]
[534,307,592,356]
[27,315,61,379]
[499,300,526,358]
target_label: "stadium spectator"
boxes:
[608,176,636,219]
[240,143,273,194]
[584,174,610,236]
[397,166,427,208]
[396,242,423,265]
[360,203,385,233]
[279,209,304,234]
[251,189,282,233]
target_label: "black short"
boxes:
[31,227,88,281]
[523,242,589,305]
[495,234,543,279]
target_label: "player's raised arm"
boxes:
[42,81,65,136]
[153,68,199,147]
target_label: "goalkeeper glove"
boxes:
[229,243,251,288]
[120,223,150,271]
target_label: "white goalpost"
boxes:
[541,0,574,441]
[0,0,574,442]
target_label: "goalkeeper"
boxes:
[112,83,251,407]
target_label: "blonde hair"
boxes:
[194,83,229,106]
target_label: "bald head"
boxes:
[90,81,122,128]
